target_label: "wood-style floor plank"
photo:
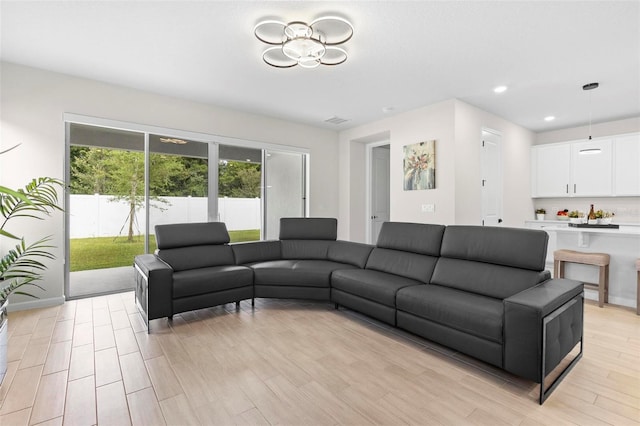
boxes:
[0,293,638,425]
[29,370,67,425]
[96,381,132,426]
[63,375,96,425]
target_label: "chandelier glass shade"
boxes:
[254,17,353,68]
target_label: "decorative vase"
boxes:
[536,214,545,221]
[0,301,7,386]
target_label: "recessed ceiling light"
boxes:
[544,116,556,122]
[493,85,508,94]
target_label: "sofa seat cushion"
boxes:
[173,265,253,299]
[251,260,357,287]
[332,269,422,307]
[396,284,504,343]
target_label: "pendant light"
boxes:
[582,82,599,140]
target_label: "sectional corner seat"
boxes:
[133,218,584,404]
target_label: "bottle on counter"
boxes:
[588,204,597,223]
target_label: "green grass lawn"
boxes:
[70,229,260,272]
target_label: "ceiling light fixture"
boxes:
[254,16,353,68]
[582,82,599,140]
[544,116,555,122]
[159,137,187,145]
[493,85,508,93]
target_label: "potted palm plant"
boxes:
[0,144,63,385]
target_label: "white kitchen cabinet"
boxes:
[531,143,571,197]
[531,134,639,198]
[613,133,640,196]
[571,138,612,196]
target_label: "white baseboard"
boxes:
[6,296,66,312]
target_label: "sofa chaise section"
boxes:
[134,222,254,326]
[332,222,445,325]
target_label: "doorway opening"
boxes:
[367,143,390,244]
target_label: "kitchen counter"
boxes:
[541,225,640,310]
[543,225,640,236]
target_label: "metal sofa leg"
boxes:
[252,298,255,307]
[235,301,240,309]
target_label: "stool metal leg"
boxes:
[604,264,609,304]
[637,270,640,315]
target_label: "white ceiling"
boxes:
[1,1,639,132]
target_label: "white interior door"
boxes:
[370,145,390,242]
[481,130,503,226]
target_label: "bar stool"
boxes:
[554,249,610,308]
[636,259,640,315]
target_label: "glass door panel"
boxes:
[68,123,146,298]
[264,150,306,240]
[148,135,209,252]
[218,145,262,242]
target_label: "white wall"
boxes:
[535,116,640,145]
[453,100,536,227]
[338,100,456,242]
[0,61,340,309]
[338,99,535,241]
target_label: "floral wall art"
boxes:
[403,140,436,190]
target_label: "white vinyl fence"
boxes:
[69,194,260,238]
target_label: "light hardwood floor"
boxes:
[0,293,638,425]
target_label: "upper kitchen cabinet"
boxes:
[531,143,571,197]
[571,139,612,196]
[613,133,640,196]
[532,133,640,198]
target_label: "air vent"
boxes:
[324,116,350,125]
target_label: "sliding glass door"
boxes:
[66,118,308,299]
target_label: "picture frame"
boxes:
[403,140,436,190]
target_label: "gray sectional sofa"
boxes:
[133,217,584,403]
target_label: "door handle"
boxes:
[371,215,378,219]
[498,218,503,223]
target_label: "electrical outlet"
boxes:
[421,204,435,213]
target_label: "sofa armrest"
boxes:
[134,254,174,323]
[503,278,583,383]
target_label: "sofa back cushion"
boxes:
[362,222,444,283]
[279,217,338,240]
[366,248,438,283]
[155,222,234,271]
[232,241,281,265]
[281,240,333,260]
[155,222,230,248]
[440,226,548,270]
[278,217,337,260]
[376,222,445,256]
[327,241,374,268]
[431,225,550,299]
